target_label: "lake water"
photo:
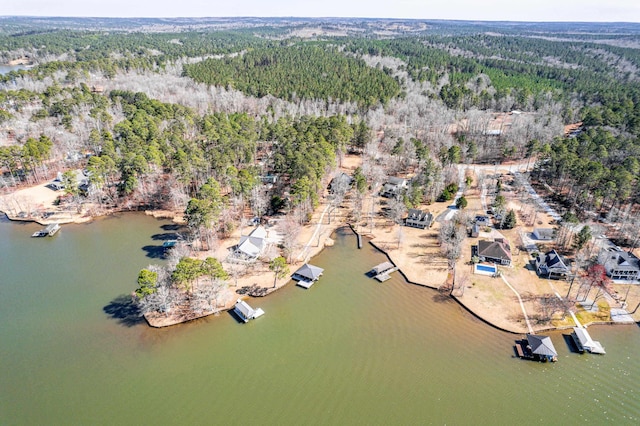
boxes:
[1,214,639,425]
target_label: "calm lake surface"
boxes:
[1,214,639,425]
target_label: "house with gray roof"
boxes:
[477,238,512,265]
[533,228,555,241]
[536,249,571,280]
[404,209,433,229]
[328,173,353,194]
[381,177,408,199]
[230,226,267,261]
[598,246,640,281]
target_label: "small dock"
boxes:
[369,262,399,282]
[571,326,605,354]
[32,223,60,237]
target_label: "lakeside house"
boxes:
[229,225,267,261]
[598,246,640,281]
[476,238,512,266]
[533,228,555,241]
[292,263,324,288]
[381,177,408,199]
[404,209,433,229]
[536,249,571,280]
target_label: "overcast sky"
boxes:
[4,0,640,22]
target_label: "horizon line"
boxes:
[1,15,639,25]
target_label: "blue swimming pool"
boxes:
[476,264,497,273]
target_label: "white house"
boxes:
[231,226,267,261]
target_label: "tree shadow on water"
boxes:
[161,224,182,231]
[151,232,181,241]
[142,245,166,259]
[103,294,145,327]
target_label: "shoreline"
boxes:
[3,168,635,332]
[3,197,634,333]
[361,227,636,334]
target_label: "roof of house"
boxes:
[604,248,640,272]
[235,226,267,257]
[526,334,557,357]
[534,228,555,238]
[293,263,324,281]
[478,238,511,261]
[387,176,407,186]
[371,261,394,274]
[329,173,353,189]
[234,299,255,319]
[406,209,432,222]
[539,250,569,270]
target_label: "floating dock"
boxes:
[32,223,60,237]
[369,262,398,282]
[571,326,606,354]
[233,299,265,323]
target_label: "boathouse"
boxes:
[292,263,324,288]
[515,334,558,362]
[571,327,606,354]
[32,223,60,237]
[233,299,265,323]
[369,261,398,282]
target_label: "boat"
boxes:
[233,298,265,323]
[31,223,60,237]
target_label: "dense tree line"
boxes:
[183,45,401,107]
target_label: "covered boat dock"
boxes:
[233,299,265,323]
[32,223,60,237]
[369,261,398,282]
[514,334,558,362]
[292,263,324,289]
[571,327,606,354]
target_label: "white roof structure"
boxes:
[573,327,606,354]
[234,226,267,259]
[234,299,264,322]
